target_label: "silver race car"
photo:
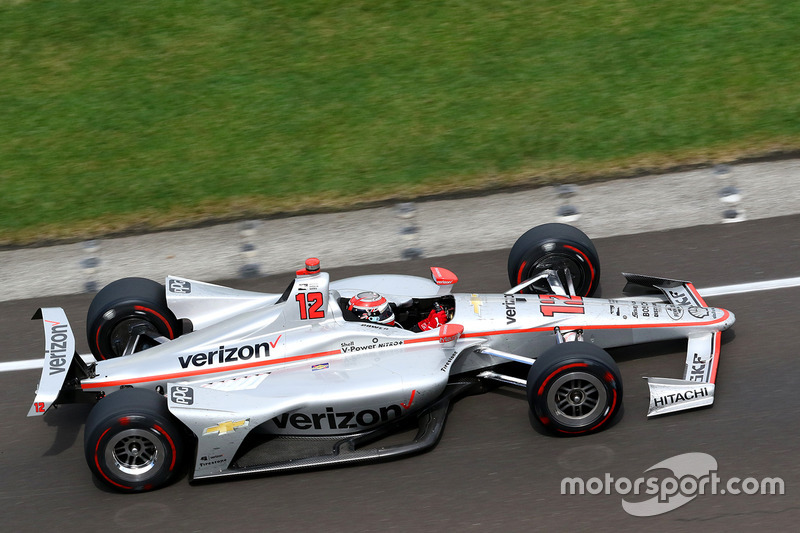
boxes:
[28,223,734,492]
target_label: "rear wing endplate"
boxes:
[28,308,79,417]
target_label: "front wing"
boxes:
[623,273,725,416]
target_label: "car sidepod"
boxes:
[169,323,472,480]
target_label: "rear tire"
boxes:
[86,277,180,360]
[84,388,186,493]
[508,223,600,296]
[527,342,622,435]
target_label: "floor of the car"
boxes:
[225,379,485,475]
[233,423,422,469]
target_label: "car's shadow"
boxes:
[42,403,92,456]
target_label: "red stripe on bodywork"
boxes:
[708,331,722,384]
[461,309,731,339]
[84,308,729,390]
[83,348,342,389]
[686,283,708,307]
[404,335,440,345]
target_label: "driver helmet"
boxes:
[347,291,395,325]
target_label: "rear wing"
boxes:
[623,273,726,417]
[27,308,90,416]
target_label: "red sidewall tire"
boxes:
[86,278,180,360]
[508,223,601,297]
[84,388,185,492]
[527,342,622,436]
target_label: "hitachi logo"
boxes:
[653,387,709,407]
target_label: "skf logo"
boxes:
[170,386,194,405]
[204,419,250,436]
[667,289,691,306]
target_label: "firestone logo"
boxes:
[561,452,784,517]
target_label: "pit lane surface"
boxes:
[2,216,799,531]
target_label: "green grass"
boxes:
[2,0,800,244]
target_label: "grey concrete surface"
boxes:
[1,159,799,302]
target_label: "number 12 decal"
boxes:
[296,292,325,320]
[539,295,585,317]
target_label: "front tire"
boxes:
[508,223,600,296]
[86,277,180,360]
[84,388,186,493]
[527,342,622,435]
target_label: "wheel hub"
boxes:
[568,389,586,405]
[105,428,165,481]
[109,318,161,357]
[531,254,584,294]
[546,371,608,428]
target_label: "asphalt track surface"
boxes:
[2,216,799,531]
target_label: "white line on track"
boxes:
[2,276,800,374]
[698,277,800,297]
[1,359,43,372]
[0,354,96,373]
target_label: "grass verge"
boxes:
[2,0,799,245]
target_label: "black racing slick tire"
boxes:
[87,277,180,360]
[84,388,186,493]
[527,342,622,436]
[507,223,600,297]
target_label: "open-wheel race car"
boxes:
[28,223,735,492]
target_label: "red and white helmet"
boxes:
[347,291,395,325]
